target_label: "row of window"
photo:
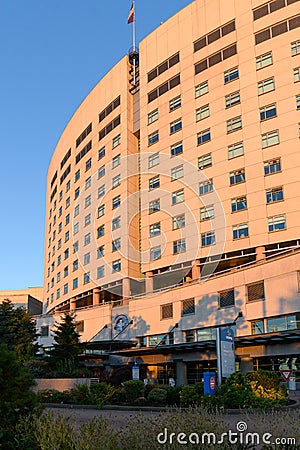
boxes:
[255,14,300,45]
[148,215,286,260]
[193,20,235,52]
[48,260,122,299]
[253,0,299,21]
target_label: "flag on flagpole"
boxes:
[128,2,134,24]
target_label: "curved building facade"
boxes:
[41,0,300,383]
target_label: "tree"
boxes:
[48,313,83,375]
[0,300,39,362]
[0,345,38,449]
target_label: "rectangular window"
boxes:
[112,174,121,188]
[197,129,211,145]
[97,266,105,278]
[258,77,275,95]
[98,205,105,218]
[148,130,159,145]
[198,153,212,169]
[98,165,105,179]
[260,103,277,121]
[268,214,286,232]
[171,142,183,157]
[227,116,242,132]
[171,165,184,180]
[150,245,161,261]
[148,108,158,124]
[169,95,181,112]
[251,320,264,335]
[201,231,215,246]
[84,253,90,265]
[149,222,161,237]
[73,242,78,253]
[85,158,92,171]
[112,238,121,252]
[112,134,121,148]
[247,281,265,302]
[264,158,281,175]
[73,223,79,235]
[262,130,279,147]
[291,40,300,56]
[182,298,195,316]
[228,142,244,159]
[63,283,68,294]
[196,104,210,121]
[200,205,214,221]
[85,195,91,208]
[84,233,90,245]
[173,213,185,229]
[161,303,173,319]
[170,118,182,134]
[84,272,90,284]
[75,169,80,182]
[224,67,239,83]
[85,176,91,189]
[148,152,159,168]
[75,187,80,199]
[294,68,300,82]
[112,195,121,209]
[256,52,273,69]
[297,95,300,110]
[73,260,78,271]
[97,245,104,258]
[231,196,247,212]
[219,289,235,308]
[225,91,240,108]
[199,179,213,195]
[149,199,160,213]
[195,80,209,97]
[233,223,249,239]
[73,278,78,289]
[98,185,105,198]
[185,330,195,342]
[98,146,105,160]
[172,188,184,205]
[230,168,245,185]
[149,175,160,190]
[173,238,186,254]
[97,225,105,238]
[112,216,121,230]
[112,259,121,272]
[84,214,91,226]
[112,154,121,168]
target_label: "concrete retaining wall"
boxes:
[33,378,91,393]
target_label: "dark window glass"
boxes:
[195,59,208,74]
[222,21,236,35]
[158,61,168,75]
[169,75,180,89]
[272,21,288,37]
[255,29,271,44]
[253,5,269,20]
[208,29,221,44]
[270,0,285,13]
[194,37,206,52]
[289,16,300,30]
[148,69,157,82]
[169,53,180,67]
[219,289,235,308]
[223,44,237,59]
[159,82,168,96]
[209,52,222,67]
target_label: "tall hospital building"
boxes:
[38,0,300,384]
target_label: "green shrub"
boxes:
[156,385,182,406]
[180,385,203,407]
[38,389,72,404]
[147,388,167,405]
[123,380,145,403]
[247,370,287,402]
[90,382,116,408]
[70,383,93,404]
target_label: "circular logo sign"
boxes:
[114,314,129,332]
[209,376,215,390]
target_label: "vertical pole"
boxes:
[216,327,222,386]
[133,1,136,86]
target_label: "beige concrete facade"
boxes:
[41,0,300,383]
[0,287,43,315]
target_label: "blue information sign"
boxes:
[220,327,235,378]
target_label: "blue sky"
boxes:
[0,0,192,290]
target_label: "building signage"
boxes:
[114,314,129,333]
[220,327,235,378]
[132,365,140,380]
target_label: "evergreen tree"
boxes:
[0,345,38,449]
[0,299,39,362]
[49,313,83,373]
